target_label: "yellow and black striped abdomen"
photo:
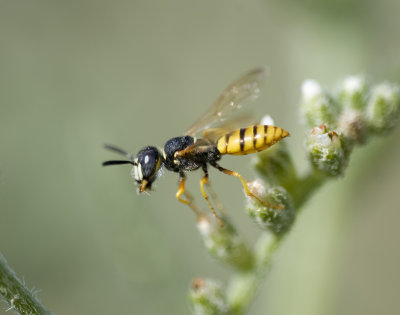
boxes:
[216,125,290,155]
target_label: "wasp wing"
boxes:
[184,67,269,137]
[201,112,255,143]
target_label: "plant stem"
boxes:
[226,233,281,315]
[288,170,326,209]
[190,75,400,315]
[0,252,52,315]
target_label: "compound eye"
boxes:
[140,157,156,178]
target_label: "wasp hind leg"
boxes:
[200,165,224,227]
[210,161,284,210]
[176,172,202,217]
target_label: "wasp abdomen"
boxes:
[216,125,289,155]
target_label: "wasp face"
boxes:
[132,146,163,193]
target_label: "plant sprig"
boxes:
[189,75,400,314]
[0,252,53,315]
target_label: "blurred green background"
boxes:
[1,0,399,314]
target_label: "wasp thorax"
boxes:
[132,146,163,192]
[163,136,195,172]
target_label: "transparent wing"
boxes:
[201,112,254,143]
[184,67,269,137]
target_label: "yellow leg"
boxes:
[176,176,189,204]
[176,174,202,216]
[211,162,283,210]
[200,175,223,227]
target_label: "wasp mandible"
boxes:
[103,68,289,226]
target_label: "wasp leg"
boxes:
[200,165,223,227]
[210,162,283,210]
[176,173,189,204]
[176,172,202,216]
[204,180,226,215]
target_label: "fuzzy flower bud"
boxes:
[301,79,340,128]
[307,125,350,176]
[366,82,400,134]
[338,109,367,144]
[189,278,228,315]
[245,180,295,235]
[260,114,275,126]
[197,216,252,270]
[339,75,368,111]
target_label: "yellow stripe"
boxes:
[243,127,254,151]
[217,135,227,154]
[274,127,282,139]
[266,126,275,145]
[227,130,241,154]
[255,125,265,149]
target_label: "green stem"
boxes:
[0,252,53,315]
[225,169,326,314]
[226,233,281,315]
[288,170,326,209]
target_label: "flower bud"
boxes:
[301,79,340,128]
[307,125,350,176]
[245,180,295,235]
[338,109,367,144]
[366,82,400,134]
[189,278,228,315]
[197,216,252,270]
[339,75,368,111]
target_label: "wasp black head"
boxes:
[133,146,163,192]
[102,144,163,193]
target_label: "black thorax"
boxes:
[163,136,221,172]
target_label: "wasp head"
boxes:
[132,146,163,192]
[103,144,163,193]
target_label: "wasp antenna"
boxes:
[102,160,136,167]
[104,144,134,160]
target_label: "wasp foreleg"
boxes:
[176,172,202,217]
[176,172,189,204]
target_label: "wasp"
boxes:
[103,68,289,226]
